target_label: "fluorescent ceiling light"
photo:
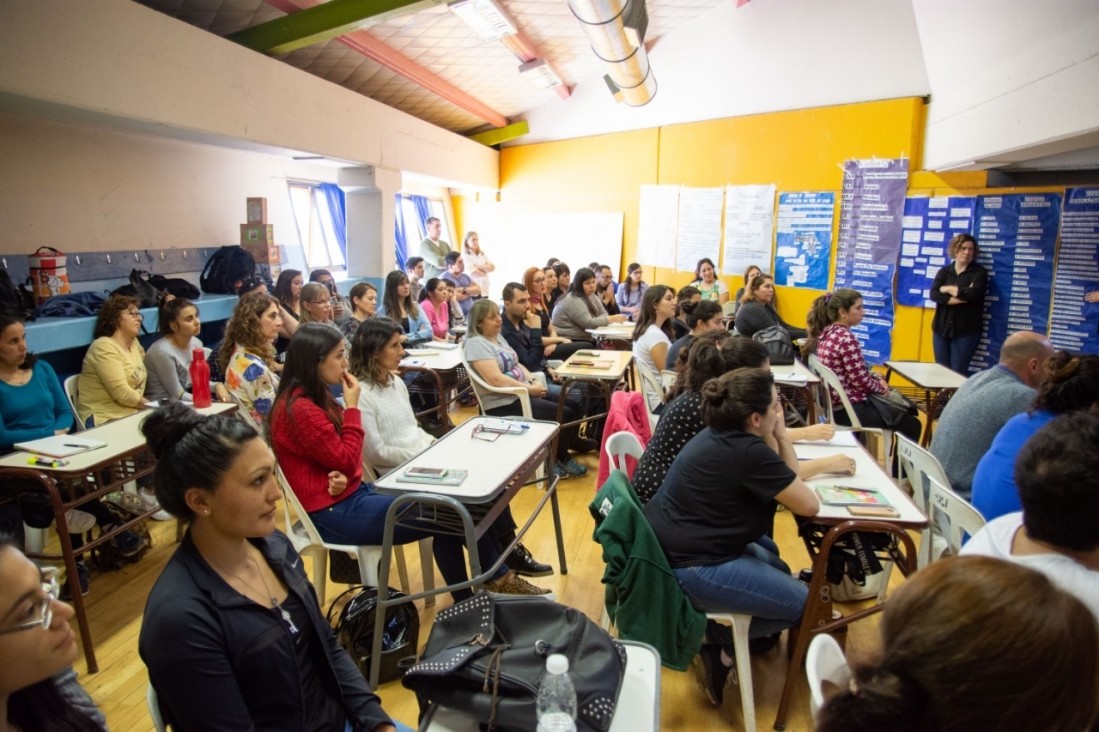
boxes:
[519,59,564,90]
[449,0,517,41]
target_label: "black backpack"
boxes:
[752,324,796,365]
[149,274,201,300]
[327,585,420,684]
[200,246,256,295]
[0,270,35,319]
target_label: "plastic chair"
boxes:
[63,374,84,432]
[807,633,850,723]
[275,465,419,606]
[925,476,986,566]
[659,369,677,393]
[604,431,643,472]
[147,683,166,731]
[807,354,893,474]
[895,433,951,565]
[633,364,663,431]
[708,612,757,732]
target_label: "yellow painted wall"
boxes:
[453,97,1063,363]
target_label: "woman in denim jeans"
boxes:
[644,367,820,706]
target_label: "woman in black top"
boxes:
[138,403,409,732]
[644,368,820,706]
[929,234,987,375]
[734,273,807,341]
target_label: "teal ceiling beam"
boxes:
[229,0,446,55]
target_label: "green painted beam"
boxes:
[229,0,445,54]
[468,120,529,147]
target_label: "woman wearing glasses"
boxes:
[0,538,106,731]
[76,294,148,428]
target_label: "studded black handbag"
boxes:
[403,593,627,731]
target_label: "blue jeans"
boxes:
[673,536,807,650]
[932,331,980,375]
[309,483,507,600]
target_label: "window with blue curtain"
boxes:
[394,193,432,271]
[287,181,347,270]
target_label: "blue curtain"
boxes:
[393,194,432,272]
[318,183,347,264]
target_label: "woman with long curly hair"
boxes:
[220,291,282,425]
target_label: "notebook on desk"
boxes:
[13,435,108,458]
[395,467,469,486]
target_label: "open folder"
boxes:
[13,435,108,458]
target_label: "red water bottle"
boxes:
[190,349,212,408]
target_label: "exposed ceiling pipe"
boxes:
[568,0,657,107]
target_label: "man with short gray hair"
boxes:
[929,330,1054,497]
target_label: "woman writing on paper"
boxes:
[269,323,550,598]
[645,368,822,706]
[929,233,987,375]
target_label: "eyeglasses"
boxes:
[470,424,501,442]
[0,567,59,636]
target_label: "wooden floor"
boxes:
[67,405,899,732]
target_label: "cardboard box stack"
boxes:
[240,197,282,277]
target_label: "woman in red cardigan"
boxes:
[268,323,549,599]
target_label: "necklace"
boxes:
[207,547,299,636]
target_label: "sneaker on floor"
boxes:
[570,437,600,454]
[111,529,148,557]
[693,643,730,707]
[60,562,90,600]
[553,462,570,480]
[64,509,97,534]
[558,457,588,477]
[505,543,553,577]
[484,572,555,601]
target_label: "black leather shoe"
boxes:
[505,543,553,577]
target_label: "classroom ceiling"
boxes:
[134,0,728,139]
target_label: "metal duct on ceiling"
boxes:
[568,0,657,107]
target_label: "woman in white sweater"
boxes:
[347,317,434,472]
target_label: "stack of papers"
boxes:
[14,436,108,458]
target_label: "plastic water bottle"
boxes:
[189,348,212,408]
[536,654,577,732]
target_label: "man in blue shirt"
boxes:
[441,251,480,318]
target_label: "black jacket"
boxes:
[139,531,391,732]
[734,301,807,341]
[930,262,988,338]
[501,314,547,374]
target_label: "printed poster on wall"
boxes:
[896,196,977,307]
[833,158,909,364]
[774,191,834,291]
[972,193,1061,371]
[636,185,679,269]
[722,184,776,277]
[1050,187,1099,355]
[675,187,725,272]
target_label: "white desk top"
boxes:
[885,360,967,390]
[401,346,463,371]
[774,359,820,385]
[555,349,634,381]
[374,417,559,502]
[587,324,635,339]
[796,435,926,526]
[419,640,660,732]
[0,403,236,473]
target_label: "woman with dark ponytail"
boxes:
[138,402,410,731]
[817,556,1098,732]
[644,368,821,707]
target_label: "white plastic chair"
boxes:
[659,369,677,393]
[63,374,84,431]
[276,465,417,606]
[807,633,850,723]
[707,612,757,732]
[807,354,893,474]
[147,682,166,731]
[895,434,951,565]
[633,364,664,431]
[925,476,986,567]
[604,431,643,472]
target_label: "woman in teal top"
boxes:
[0,314,72,454]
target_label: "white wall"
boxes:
[513,0,930,145]
[913,0,1099,170]
[0,0,498,189]
[0,113,327,263]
